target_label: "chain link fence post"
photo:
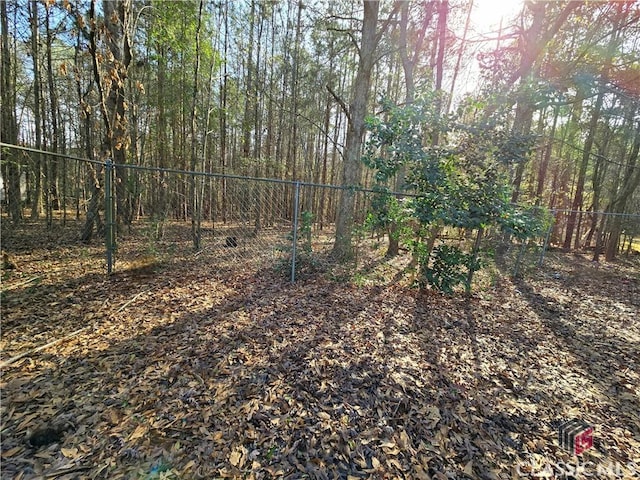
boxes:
[291,181,301,283]
[105,159,115,274]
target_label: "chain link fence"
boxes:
[0,144,106,237]
[116,166,299,278]
[2,144,639,289]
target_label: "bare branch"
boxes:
[326,26,360,55]
[374,1,402,47]
[326,84,352,125]
[327,14,361,23]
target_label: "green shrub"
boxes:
[421,245,480,294]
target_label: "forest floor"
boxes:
[1,219,639,480]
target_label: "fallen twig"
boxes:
[116,290,149,313]
[1,276,42,292]
[44,466,92,478]
[0,326,90,369]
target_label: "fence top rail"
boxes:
[1,142,421,196]
[1,142,105,166]
[550,209,640,219]
[104,161,429,197]
[2,142,639,219]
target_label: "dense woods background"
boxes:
[1,0,639,262]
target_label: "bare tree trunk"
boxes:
[45,8,60,213]
[1,0,21,223]
[220,1,229,223]
[80,164,104,243]
[76,25,103,242]
[43,8,58,229]
[155,45,168,239]
[334,1,396,260]
[605,125,640,261]
[584,128,612,248]
[535,107,558,205]
[386,2,412,258]
[592,212,607,263]
[563,88,604,250]
[241,0,256,161]
[189,0,204,250]
[203,30,217,223]
[508,12,549,203]
[319,87,332,231]
[29,0,43,220]
[287,0,303,187]
[102,0,132,227]
[509,102,536,204]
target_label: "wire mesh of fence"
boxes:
[2,144,639,290]
[0,145,104,234]
[549,209,640,259]
[117,168,297,276]
[116,165,399,282]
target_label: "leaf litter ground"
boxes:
[1,223,639,479]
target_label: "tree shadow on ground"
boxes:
[3,272,443,478]
[3,253,638,479]
[408,293,548,475]
[514,279,640,439]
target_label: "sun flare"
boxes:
[470,0,524,34]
